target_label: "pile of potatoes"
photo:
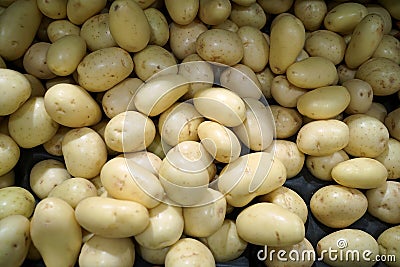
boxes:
[0,0,400,266]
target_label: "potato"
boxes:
[0,69,31,116]
[100,157,164,208]
[135,203,184,249]
[377,226,400,267]
[29,159,71,199]
[375,138,400,179]
[304,30,346,65]
[367,4,392,34]
[236,202,304,246]
[324,2,368,34]
[294,0,327,31]
[0,133,20,176]
[237,26,269,72]
[317,229,379,267]
[23,42,56,80]
[198,0,231,26]
[24,74,45,98]
[37,0,67,19]
[0,0,42,61]
[30,197,82,267]
[271,76,307,108]
[310,185,368,228]
[77,47,134,92]
[337,64,357,84]
[200,219,247,262]
[0,186,35,220]
[365,102,387,122]
[62,127,107,179]
[80,13,117,51]
[378,0,400,20]
[43,126,70,156]
[305,150,349,181]
[296,119,349,156]
[8,97,59,148]
[212,19,239,32]
[133,45,177,81]
[256,66,274,99]
[342,79,373,114]
[385,107,400,141]
[144,8,169,47]
[366,181,400,224]
[229,2,266,29]
[257,0,293,14]
[0,170,15,188]
[138,245,170,265]
[47,20,80,43]
[355,57,400,96]
[269,13,305,74]
[165,0,198,25]
[269,106,302,139]
[122,151,162,176]
[196,29,244,66]
[75,196,149,238]
[297,86,350,120]
[165,238,215,266]
[0,215,30,267]
[372,35,400,64]
[286,57,338,89]
[66,0,107,25]
[48,178,97,208]
[79,235,135,267]
[332,158,388,189]
[344,114,389,157]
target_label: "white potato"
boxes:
[23,42,56,80]
[47,20,80,43]
[375,138,400,179]
[305,150,349,181]
[0,133,20,176]
[48,178,97,208]
[0,69,31,116]
[385,107,400,141]
[165,238,215,267]
[269,105,302,139]
[271,75,307,108]
[366,181,400,224]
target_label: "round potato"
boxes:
[343,79,373,114]
[37,0,67,19]
[377,226,400,267]
[144,8,169,47]
[305,30,346,65]
[294,0,327,31]
[269,105,302,139]
[0,133,20,176]
[324,2,368,34]
[0,69,31,116]
[229,2,266,29]
[165,0,198,25]
[66,0,107,25]
[80,13,117,51]
[372,34,400,64]
[305,150,349,181]
[365,102,387,122]
[310,185,368,228]
[0,186,35,220]
[48,178,97,208]
[271,75,307,108]
[366,181,400,224]
[375,138,400,179]
[165,238,215,267]
[47,20,80,43]
[385,107,400,141]
[198,0,231,26]
[23,42,56,80]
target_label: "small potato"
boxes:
[75,196,149,238]
[133,45,177,81]
[297,86,350,119]
[122,151,162,176]
[372,35,400,64]
[305,30,346,65]
[344,114,389,157]
[337,64,357,84]
[23,42,56,80]
[385,107,400,141]
[80,13,117,51]
[0,170,15,188]
[296,119,349,156]
[229,2,266,29]
[375,138,400,179]
[43,126,70,156]
[343,79,373,114]
[0,69,31,116]
[377,226,400,267]
[332,158,388,189]
[310,185,368,228]
[144,8,169,47]
[0,186,35,219]
[62,127,107,179]
[44,83,102,127]
[294,0,327,31]
[269,105,302,139]
[165,238,215,267]
[104,111,156,152]
[271,75,307,108]
[66,0,107,25]
[317,229,379,267]
[0,133,20,176]
[196,29,244,66]
[165,0,199,25]
[159,102,204,147]
[269,13,305,74]
[356,57,400,96]
[365,102,387,122]
[48,178,97,208]
[135,203,184,249]
[9,97,59,148]
[324,2,368,34]
[265,140,305,179]
[366,181,400,224]
[138,245,170,265]
[102,78,143,118]
[236,202,305,246]
[200,219,247,262]
[79,235,135,267]
[30,159,71,199]
[37,0,67,19]
[77,47,134,92]
[367,4,392,34]
[47,20,80,43]
[286,57,338,89]
[237,26,269,72]
[306,150,349,181]
[0,215,31,267]
[256,66,275,99]
[259,186,308,223]
[199,0,231,26]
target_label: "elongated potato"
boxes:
[144,8,169,47]
[324,2,368,34]
[47,20,80,42]
[229,2,266,29]
[237,26,269,72]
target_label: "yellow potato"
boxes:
[0,133,20,176]
[310,185,368,228]
[377,226,400,267]
[237,26,269,72]
[366,181,400,224]
[372,35,400,64]
[269,105,302,139]
[220,64,262,99]
[385,107,400,141]
[37,0,67,19]
[165,0,199,25]
[294,0,327,31]
[324,2,368,34]
[305,150,349,181]
[236,202,305,246]
[269,13,305,74]
[66,0,107,25]
[144,8,170,47]
[367,4,392,34]
[0,69,31,116]
[256,66,275,99]
[23,42,56,80]
[229,2,266,29]
[375,138,400,179]
[337,64,357,84]
[48,178,97,208]
[305,30,346,65]
[0,0,42,60]
[165,238,215,267]
[109,0,150,52]
[271,75,307,108]
[343,79,373,114]
[198,0,231,26]
[77,47,134,92]
[0,186,35,220]
[80,13,117,51]
[47,20,80,43]
[212,19,239,32]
